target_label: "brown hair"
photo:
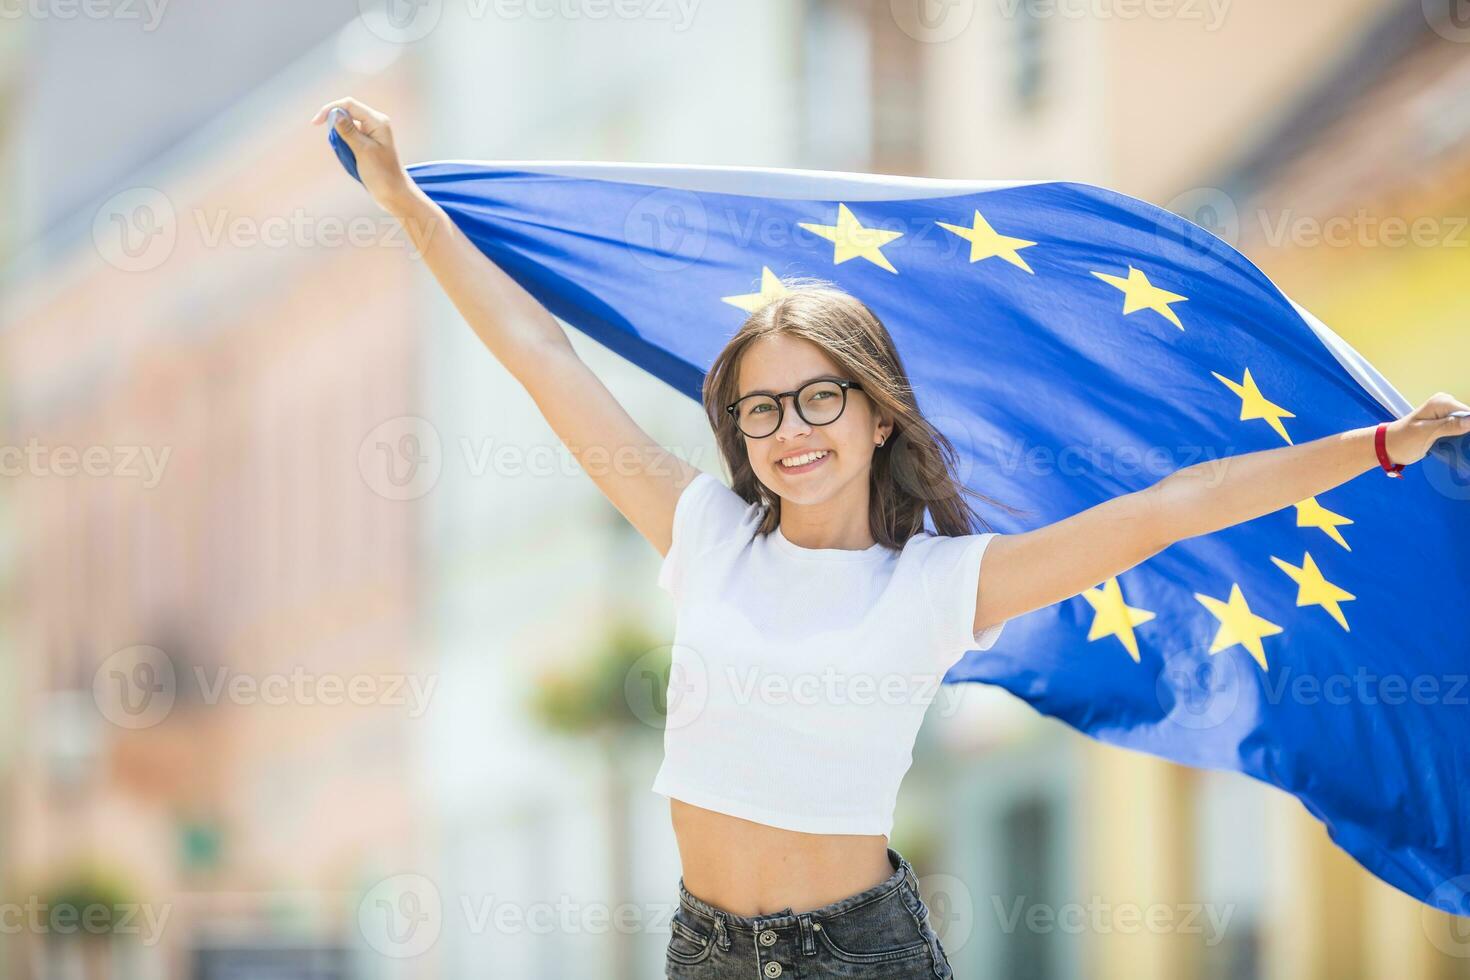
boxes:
[700,277,1024,549]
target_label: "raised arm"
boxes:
[311,97,698,555]
[971,395,1470,635]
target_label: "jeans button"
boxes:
[758,929,777,946]
[763,963,783,978]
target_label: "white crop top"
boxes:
[652,470,1007,836]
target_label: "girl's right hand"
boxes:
[310,97,415,213]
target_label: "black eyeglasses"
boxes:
[725,378,864,439]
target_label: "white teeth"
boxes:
[779,450,829,468]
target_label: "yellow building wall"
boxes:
[1279,238,1470,404]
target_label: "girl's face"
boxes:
[734,334,890,506]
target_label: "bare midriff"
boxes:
[669,798,897,916]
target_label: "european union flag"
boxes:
[328,129,1470,916]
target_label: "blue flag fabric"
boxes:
[328,129,1470,915]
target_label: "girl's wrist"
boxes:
[1381,416,1435,471]
[382,178,426,219]
[1376,421,1407,476]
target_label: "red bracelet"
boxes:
[1375,422,1405,478]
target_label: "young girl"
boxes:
[312,98,1470,978]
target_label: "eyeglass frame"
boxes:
[724,377,866,439]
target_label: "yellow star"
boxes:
[936,210,1036,273]
[1270,551,1356,631]
[1294,496,1354,551]
[1194,584,1284,671]
[799,203,904,273]
[1079,577,1156,662]
[1212,367,1297,444]
[721,266,790,313]
[1091,266,1188,330]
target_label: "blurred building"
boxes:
[0,13,26,971]
[1214,0,1470,405]
[0,33,432,980]
[8,1,347,251]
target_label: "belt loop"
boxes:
[713,911,729,950]
[798,912,816,955]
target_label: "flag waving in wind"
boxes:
[326,117,1470,917]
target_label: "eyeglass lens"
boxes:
[735,381,846,437]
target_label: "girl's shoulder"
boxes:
[674,470,765,544]
[897,529,1008,664]
[656,470,762,599]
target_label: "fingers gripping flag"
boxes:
[328,128,1470,916]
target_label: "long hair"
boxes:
[700,277,1024,548]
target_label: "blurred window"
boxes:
[1014,0,1046,116]
[1194,771,1265,980]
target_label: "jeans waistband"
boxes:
[675,845,918,933]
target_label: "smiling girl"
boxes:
[313,97,1470,979]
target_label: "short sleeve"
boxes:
[657,471,760,600]
[918,532,1007,668]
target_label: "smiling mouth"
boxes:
[776,449,831,473]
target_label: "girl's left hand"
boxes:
[1384,393,1470,467]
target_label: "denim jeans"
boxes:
[665,846,953,979]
